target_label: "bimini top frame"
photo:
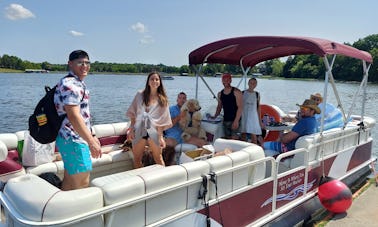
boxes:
[188,36,373,132]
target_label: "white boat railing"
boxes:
[0,119,374,227]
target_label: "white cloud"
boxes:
[5,4,35,20]
[131,22,147,33]
[69,30,84,36]
[140,35,154,45]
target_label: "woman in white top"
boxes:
[126,72,172,168]
[241,78,263,144]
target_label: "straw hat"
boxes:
[310,93,323,102]
[297,99,321,114]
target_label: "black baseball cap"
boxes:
[69,50,89,61]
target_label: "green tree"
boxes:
[271,59,284,77]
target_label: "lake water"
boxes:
[1,73,377,165]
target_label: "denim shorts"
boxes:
[56,135,92,175]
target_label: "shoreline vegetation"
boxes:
[1,34,377,82]
[0,69,370,84]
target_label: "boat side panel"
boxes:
[199,181,274,227]
[197,141,372,227]
[347,141,372,171]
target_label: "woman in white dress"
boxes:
[241,78,263,144]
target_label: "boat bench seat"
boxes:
[0,132,25,182]
[288,127,359,169]
[4,138,267,227]
[27,122,133,179]
[91,164,190,226]
[27,150,133,180]
[3,174,104,226]
[206,139,266,199]
[93,122,129,148]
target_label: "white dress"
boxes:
[241,90,262,135]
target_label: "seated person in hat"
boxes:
[310,93,344,130]
[263,99,320,157]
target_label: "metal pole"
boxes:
[361,61,371,121]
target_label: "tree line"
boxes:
[1,34,377,82]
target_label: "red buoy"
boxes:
[317,176,352,213]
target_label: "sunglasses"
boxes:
[75,61,91,67]
[312,98,321,102]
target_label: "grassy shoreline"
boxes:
[0,68,23,73]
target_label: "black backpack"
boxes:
[28,75,83,144]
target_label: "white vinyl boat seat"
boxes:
[288,126,362,169]
[214,139,266,183]
[207,139,266,198]
[0,132,26,182]
[92,122,129,152]
[91,164,189,226]
[3,174,104,226]
[27,122,133,180]
[180,160,211,208]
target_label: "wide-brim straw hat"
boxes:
[310,93,323,102]
[297,99,321,114]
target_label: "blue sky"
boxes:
[0,0,376,67]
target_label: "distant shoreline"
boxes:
[0,69,375,84]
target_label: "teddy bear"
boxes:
[179,99,207,142]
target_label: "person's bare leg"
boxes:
[251,134,258,144]
[61,170,90,191]
[148,139,165,166]
[165,137,178,148]
[187,136,207,147]
[240,133,247,141]
[132,139,147,168]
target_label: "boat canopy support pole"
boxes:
[343,61,370,127]
[323,55,348,120]
[236,46,273,90]
[236,65,251,90]
[360,61,371,122]
[192,64,218,101]
[321,55,334,133]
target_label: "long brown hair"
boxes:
[143,71,168,107]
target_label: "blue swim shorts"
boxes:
[56,135,92,175]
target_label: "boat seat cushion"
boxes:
[112,122,129,135]
[0,133,18,151]
[4,174,103,222]
[213,138,252,152]
[180,161,210,209]
[91,164,164,203]
[26,162,59,175]
[290,128,344,168]
[92,124,115,139]
[206,155,233,199]
[0,140,8,162]
[91,164,165,227]
[226,151,250,189]
[92,123,128,146]
[240,146,266,184]
[138,165,188,225]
